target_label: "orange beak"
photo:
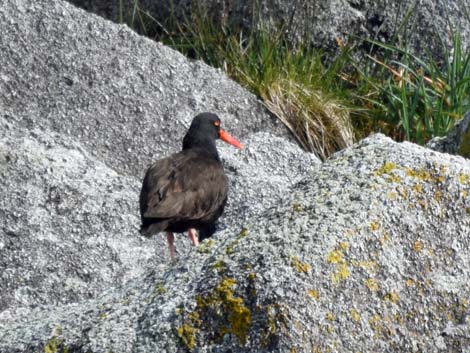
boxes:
[219,129,243,149]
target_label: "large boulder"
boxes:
[0,117,152,311]
[1,134,470,352]
[67,0,470,59]
[1,0,470,352]
[0,0,314,314]
[0,0,287,179]
[0,114,317,312]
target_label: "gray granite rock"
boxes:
[219,131,320,232]
[0,115,160,311]
[2,0,470,352]
[0,113,317,313]
[67,0,470,59]
[0,0,287,179]
[426,112,470,158]
[0,0,309,316]
[1,134,470,352]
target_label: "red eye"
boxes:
[214,121,220,127]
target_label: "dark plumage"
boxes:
[139,112,243,259]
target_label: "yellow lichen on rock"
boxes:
[355,260,378,274]
[406,168,432,182]
[365,278,379,292]
[377,161,398,173]
[369,222,380,232]
[291,256,311,273]
[350,308,361,322]
[375,162,400,183]
[176,324,199,350]
[331,263,351,284]
[197,239,215,253]
[459,173,470,185]
[384,291,400,304]
[177,276,252,350]
[413,183,423,193]
[413,240,423,252]
[199,278,252,344]
[325,312,335,321]
[327,250,343,264]
[308,289,320,300]
[327,245,351,284]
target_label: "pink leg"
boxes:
[188,228,199,246]
[166,232,176,259]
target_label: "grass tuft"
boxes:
[116,1,470,153]
[349,31,470,143]
[161,14,354,159]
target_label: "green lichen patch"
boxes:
[350,308,361,322]
[211,278,252,343]
[374,162,401,183]
[44,336,68,353]
[353,260,379,274]
[211,260,226,272]
[459,173,470,185]
[155,283,167,295]
[177,277,252,350]
[364,278,380,292]
[325,312,335,321]
[176,324,199,350]
[376,160,452,195]
[147,281,168,302]
[226,245,235,255]
[99,312,108,319]
[327,250,343,264]
[248,272,257,296]
[375,161,398,175]
[327,245,351,284]
[239,228,249,238]
[405,168,432,182]
[405,165,446,185]
[197,238,215,253]
[43,326,68,353]
[331,263,350,283]
[226,228,249,255]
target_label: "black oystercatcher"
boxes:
[139,113,243,259]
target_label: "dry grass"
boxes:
[263,80,353,159]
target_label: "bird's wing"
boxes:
[140,151,228,221]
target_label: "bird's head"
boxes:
[183,112,244,150]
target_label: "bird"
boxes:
[139,112,243,259]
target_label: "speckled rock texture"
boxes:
[2,0,470,352]
[0,117,154,311]
[0,113,317,313]
[67,0,470,59]
[427,111,470,159]
[0,0,312,323]
[1,134,470,352]
[0,0,287,179]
